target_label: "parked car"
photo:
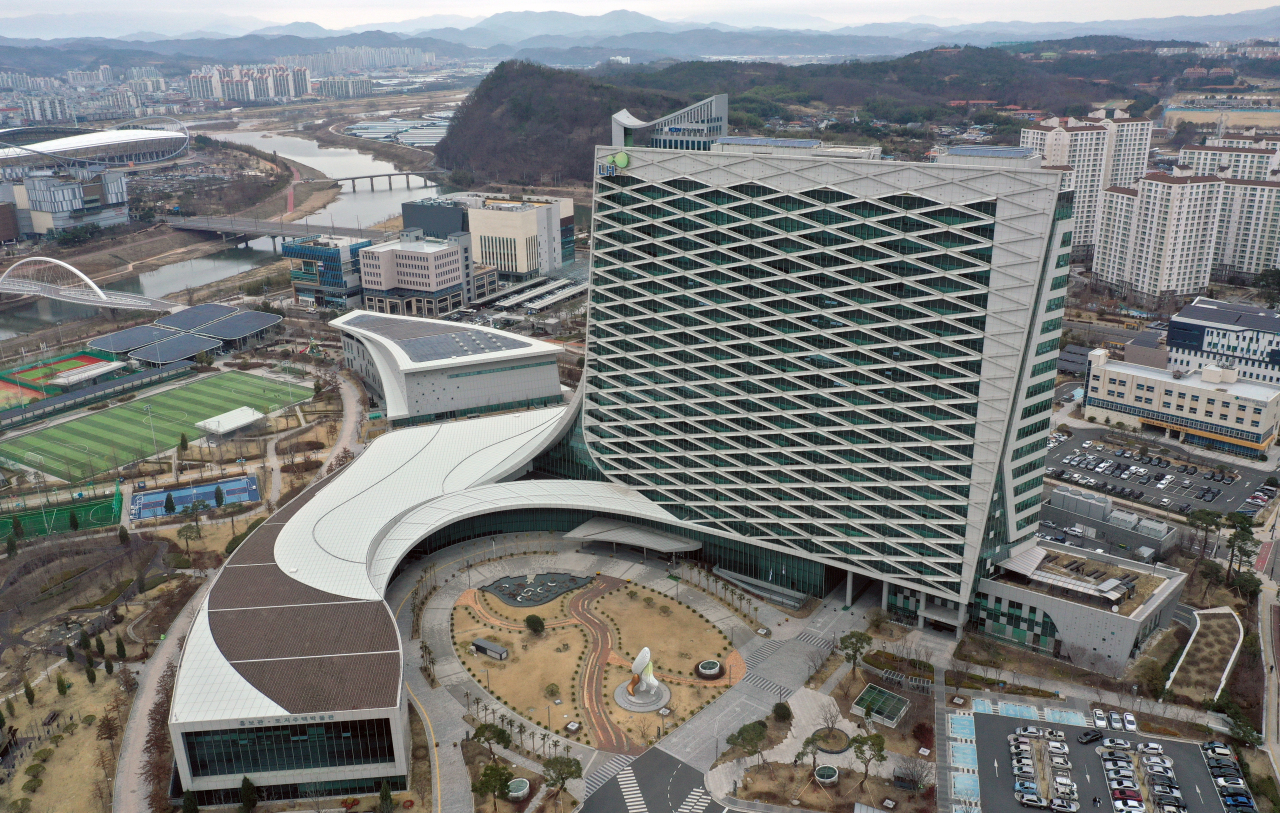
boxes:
[1079,730,1103,744]
[1047,729,1065,741]
[1106,769,1136,781]
[1103,750,1132,761]
[1048,742,1070,755]
[1015,781,1039,794]
[1123,712,1137,732]
[1017,793,1050,809]
[1211,768,1243,779]
[1146,766,1176,781]
[1142,756,1174,768]
[1104,739,1133,751]
[1014,766,1036,778]
[1011,743,1033,755]
[1222,797,1255,809]
[1208,758,1239,768]
[1217,779,1249,791]
[1109,712,1124,730]
[1104,760,1133,771]
[1016,726,1046,738]
[1114,800,1145,812]
[1050,757,1072,770]
[1051,800,1080,813]
[1109,780,1140,792]
[1150,785,1181,799]
[1112,790,1143,802]
[1136,743,1164,755]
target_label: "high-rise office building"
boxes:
[579,138,1073,621]
[1020,110,1152,261]
[1094,167,1223,308]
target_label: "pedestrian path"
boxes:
[743,639,782,668]
[584,754,635,797]
[739,671,794,700]
[795,631,833,650]
[674,787,712,813]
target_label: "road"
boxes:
[164,214,390,241]
[113,578,211,813]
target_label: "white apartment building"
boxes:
[1208,131,1280,150]
[1168,297,1280,383]
[1178,145,1280,181]
[20,97,72,123]
[1094,168,1224,308]
[1020,110,1153,258]
[1084,348,1280,458]
[1215,178,1280,277]
[188,72,222,101]
[359,229,496,317]
[584,141,1073,624]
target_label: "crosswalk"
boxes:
[743,639,782,668]
[675,787,713,813]
[740,670,793,700]
[584,754,635,797]
[796,631,833,650]
[616,767,650,813]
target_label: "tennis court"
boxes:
[131,475,260,519]
[0,372,302,482]
[10,354,102,385]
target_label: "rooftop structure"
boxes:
[194,311,282,342]
[195,406,267,436]
[0,128,188,179]
[611,94,728,151]
[155,303,240,332]
[1169,297,1280,383]
[331,311,563,428]
[87,325,179,354]
[46,360,126,388]
[129,334,222,366]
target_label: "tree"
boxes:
[1234,572,1264,602]
[163,493,176,515]
[1187,509,1223,562]
[66,644,76,665]
[471,761,513,809]
[1200,560,1226,601]
[182,790,199,813]
[772,701,792,723]
[85,665,96,685]
[118,525,129,546]
[214,485,225,508]
[6,536,15,559]
[525,614,545,635]
[79,629,91,651]
[179,433,188,454]
[544,755,583,799]
[797,732,823,769]
[726,720,768,765]
[473,722,511,759]
[896,756,936,791]
[239,776,257,812]
[95,635,105,658]
[11,516,22,540]
[56,673,67,696]
[378,781,394,813]
[104,657,113,676]
[851,733,887,786]
[177,524,200,556]
[68,511,79,532]
[116,634,126,660]
[23,680,33,706]
[839,629,873,675]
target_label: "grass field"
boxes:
[0,494,120,539]
[0,372,303,482]
[11,354,100,384]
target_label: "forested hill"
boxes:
[435,46,1166,184]
[433,61,682,186]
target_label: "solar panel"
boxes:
[87,325,179,353]
[196,311,282,340]
[344,313,530,362]
[155,303,240,331]
[129,334,222,364]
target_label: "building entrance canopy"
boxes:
[565,517,702,554]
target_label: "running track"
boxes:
[568,575,644,755]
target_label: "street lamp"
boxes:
[480,668,490,691]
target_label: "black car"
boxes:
[1224,475,1235,484]
[1177,464,1188,473]
[1206,491,1219,502]
[1205,472,1216,480]
[1139,475,1152,485]
[1215,472,1226,482]
[1208,758,1239,768]
[1078,730,1103,744]
[1212,768,1244,779]
[1134,491,1145,500]
[1188,466,1198,474]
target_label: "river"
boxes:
[0,132,438,338]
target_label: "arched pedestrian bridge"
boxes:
[0,257,177,311]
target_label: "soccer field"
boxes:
[0,372,303,481]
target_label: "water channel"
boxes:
[0,131,439,338]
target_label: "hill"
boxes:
[433,61,681,185]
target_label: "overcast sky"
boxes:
[1,0,1277,33]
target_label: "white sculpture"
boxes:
[627,646,659,697]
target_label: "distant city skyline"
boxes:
[1,1,1279,38]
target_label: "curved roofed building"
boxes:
[0,128,188,178]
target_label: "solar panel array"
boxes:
[344,313,529,362]
[130,334,223,364]
[87,325,179,353]
[154,303,240,331]
[196,311,282,340]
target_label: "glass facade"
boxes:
[184,774,407,806]
[389,394,564,428]
[181,718,397,778]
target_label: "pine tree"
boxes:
[6,536,15,559]
[214,485,225,508]
[179,433,188,453]
[116,634,126,660]
[79,630,91,651]
[117,525,129,546]
[68,511,79,532]
[239,776,257,812]
[104,657,113,676]
[95,635,105,658]
[11,517,21,540]
[23,680,33,706]
[164,493,176,514]
[65,644,76,664]
[85,665,96,685]
[56,673,67,696]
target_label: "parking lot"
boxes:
[973,713,1230,813]
[1046,431,1274,519]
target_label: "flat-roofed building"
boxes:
[1168,296,1280,382]
[1084,346,1280,458]
[331,311,563,428]
[1179,144,1280,180]
[359,229,495,317]
[283,235,371,311]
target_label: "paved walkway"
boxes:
[569,575,639,755]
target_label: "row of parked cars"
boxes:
[1011,726,1081,812]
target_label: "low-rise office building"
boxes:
[358,229,496,317]
[971,539,1185,670]
[1084,347,1280,458]
[283,235,371,311]
[0,170,127,238]
[1168,297,1280,383]
[331,310,563,427]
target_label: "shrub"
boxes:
[22,765,43,779]
[772,701,792,723]
[912,721,935,750]
[20,779,39,794]
[32,750,53,763]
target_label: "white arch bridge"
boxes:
[0,258,177,311]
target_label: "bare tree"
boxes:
[896,756,936,791]
[819,702,842,732]
[806,648,828,678]
[635,716,654,744]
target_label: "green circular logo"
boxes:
[614,152,630,168]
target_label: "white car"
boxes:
[1054,778,1078,793]
[1012,744,1033,755]
[1016,726,1046,738]
[1106,769,1136,781]
[1083,441,1093,448]
[1110,780,1140,792]
[1216,778,1248,790]
[1109,711,1124,730]
[1114,801,1145,813]
[1103,738,1133,750]
[1014,766,1036,778]
[1050,757,1072,770]
[1052,801,1081,813]
[1136,743,1164,755]
[1013,757,1036,769]
[1104,760,1132,771]
[1048,742,1070,756]
[1094,709,1109,728]
[1146,766,1176,781]
[1046,729,1065,741]
[1142,756,1174,768]
[1123,713,1138,732]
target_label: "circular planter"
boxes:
[508,778,531,801]
[696,659,724,680]
[815,765,839,787]
[813,727,851,754]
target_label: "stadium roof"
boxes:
[339,312,531,362]
[87,324,179,353]
[196,311,282,340]
[0,128,186,161]
[154,303,240,332]
[129,333,221,364]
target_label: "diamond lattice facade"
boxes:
[582,146,1074,612]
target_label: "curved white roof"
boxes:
[0,129,185,161]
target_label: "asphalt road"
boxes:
[1047,429,1273,519]
[974,713,1227,813]
[581,748,722,813]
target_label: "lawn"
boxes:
[0,493,120,539]
[1168,611,1242,704]
[0,372,302,481]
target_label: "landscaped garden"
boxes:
[1168,610,1242,705]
